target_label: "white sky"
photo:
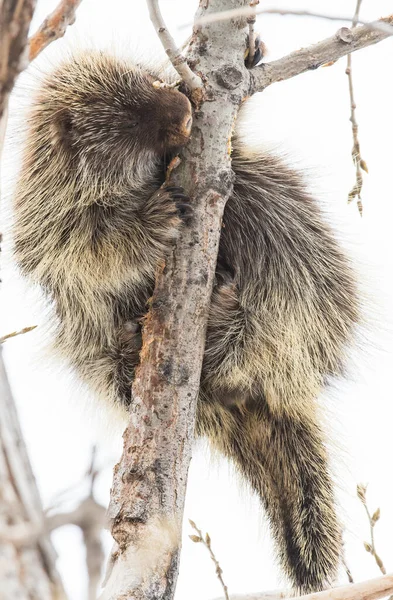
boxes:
[1,1,393,599]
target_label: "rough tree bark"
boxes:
[101,1,252,598]
[101,4,393,600]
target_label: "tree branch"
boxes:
[250,15,393,94]
[346,0,366,216]
[0,348,67,599]
[192,8,393,36]
[100,1,252,599]
[47,497,106,600]
[213,573,393,600]
[28,0,83,62]
[146,0,202,90]
[0,0,36,150]
[213,594,287,600]
[1,0,83,159]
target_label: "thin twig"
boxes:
[28,0,83,61]
[146,0,202,90]
[191,7,393,36]
[250,15,393,94]
[0,325,37,344]
[189,520,229,600]
[346,0,367,216]
[357,484,388,576]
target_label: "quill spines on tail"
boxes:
[13,50,360,593]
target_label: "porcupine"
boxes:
[12,50,360,592]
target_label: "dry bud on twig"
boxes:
[357,483,388,576]
[189,519,229,600]
[345,0,367,216]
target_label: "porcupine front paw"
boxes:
[144,184,193,247]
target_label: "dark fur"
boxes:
[13,51,360,593]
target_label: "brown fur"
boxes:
[12,51,360,593]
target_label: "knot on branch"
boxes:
[215,65,244,90]
[336,27,354,44]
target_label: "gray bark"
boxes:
[101,1,253,599]
[250,16,393,93]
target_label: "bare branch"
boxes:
[0,522,41,546]
[146,0,202,90]
[0,324,37,344]
[84,518,105,600]
[1,0,83,161]
[346,0,366,215]
[46,497,106,600]
[0,0,36,142]
[192,7,393,36]
[46,498,106,533]
[0,348,67,598]
[213,594,287,600]
[250,16,393,94]
[28,0,83,62]
[213,573,393,600]
[48,447,106,600]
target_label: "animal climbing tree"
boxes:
[0,1,392,599]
